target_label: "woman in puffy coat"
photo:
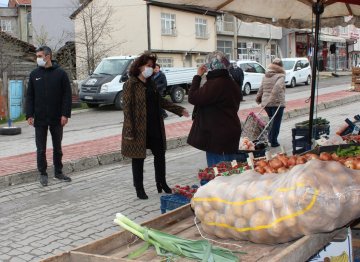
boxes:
[256,58,286,148]
[187,51,242,167]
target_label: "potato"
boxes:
[268,220,286,238]
[242,203,257,220]
[214,215,229,239]
[203,210,217,224]
[248,229,273,244]
[194,206,205,220]
[256,199,273,213]
[201,201,214,212]
[250,210,268,228]
[229,217,248,240]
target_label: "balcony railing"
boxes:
[216,21,234,33]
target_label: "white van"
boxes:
[282,58,312,88]
[79,56,197,110]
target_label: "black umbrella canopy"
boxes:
[153,0,360,147]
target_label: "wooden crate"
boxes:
[42,204,341,262]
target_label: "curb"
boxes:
[1,92,359,189]
[0,136,189,189]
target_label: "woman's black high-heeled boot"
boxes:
[136,187,148,199]
[156,182,172,194]
[132,158,148,200]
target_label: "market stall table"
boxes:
[42,204,344,262]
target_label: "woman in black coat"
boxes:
[187,51,241,167]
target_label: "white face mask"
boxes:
[37,57,46,67]
[142,66,153,78]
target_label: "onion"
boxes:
[319,152,332,161]
[288,156,297,166]
[256,160,268,168]
[255,166,265,174]
[277,167,289,173]
[270,159,283,170]
[331,153,340,161]
[305,153,319,160]
[355,160,360,170]
[277,155,289,167]
[344,159,355,169]
[263,166,276,174]
[296,156,307,165]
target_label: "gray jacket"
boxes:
[256,63,286,107]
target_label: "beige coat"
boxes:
[256,64,286,107]
[121,76,185,158]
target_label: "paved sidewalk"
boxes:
[0,88,359,188]
[0,100,359,262]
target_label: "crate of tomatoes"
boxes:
[197,161,246,185]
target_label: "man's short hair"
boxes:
[155,63,161,68]
[36,46,52,58]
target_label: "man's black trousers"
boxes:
[35,125,63,175]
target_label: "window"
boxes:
[158,57,173,68]
[339,26,348,34]
[253,63,265,74]
[240,63,256,73]
[161,13,176,36]
[196,58,205,67]
[0,20,12,32]
[217,40,232,60]
[301,60,310,68]
[195,17,208,38]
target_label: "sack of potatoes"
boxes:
[191,159,360,244]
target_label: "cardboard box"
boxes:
[308,228,352,262]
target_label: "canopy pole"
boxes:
[308,0,324,146]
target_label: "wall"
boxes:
[32,0,79,49]
[237,21,282,40]
[150,5,216,54]
[0,8,19,38]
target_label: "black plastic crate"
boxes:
[235,149,266,162]
[292,136,309,149]
[292,125,330,140]
[292,147,309,155]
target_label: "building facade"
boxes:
[71,0,217,79]
[216,14,282,67]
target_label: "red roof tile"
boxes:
[8,0,31,7]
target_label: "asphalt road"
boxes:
[0,75,351,158]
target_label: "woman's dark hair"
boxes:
[129,52,157,76]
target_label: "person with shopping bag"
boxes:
[255,58,286,148]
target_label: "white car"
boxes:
[282,58,312,88]
[237,60,266,95]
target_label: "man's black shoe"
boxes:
[40,174,48,186]
[54,174,72,182]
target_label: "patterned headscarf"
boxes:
[205,50,230,71]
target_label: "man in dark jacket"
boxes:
[229,62,244,101]
[26,46,72,186]
[153,64,168,118]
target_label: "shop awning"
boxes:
[319,34,346,43]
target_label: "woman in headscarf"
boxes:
[187,51,242,167]
[255,58,286,148]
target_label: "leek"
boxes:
[114,213,242,261]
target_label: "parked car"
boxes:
[282,58,312,88]
[236,60,266,95]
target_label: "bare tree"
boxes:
[33,25,71,51]
[74,1,125,77]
